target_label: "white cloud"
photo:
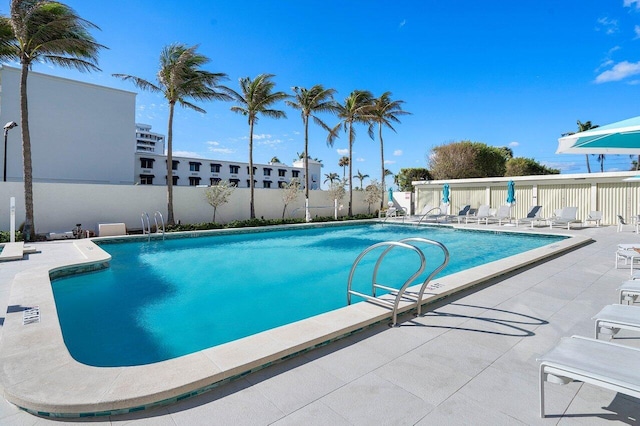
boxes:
[253,133,272,140]
[624,0,640,9]
[596,17,619,35]
[337,148,349,155]
[207,141,220,146]
[384,160,396,164]
[209,147,235,155]
[173,151,203,158]
[356,157,365,162]
[635,25,640,39]
[257,138,283,148]
[399,19,406,29]
[393,150,403,156]
[595,60,640,83]
[543,161,579,173]
[509,141,519,147]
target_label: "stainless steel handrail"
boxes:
[347,241,426,326]
[140,212,151,242]
[153,211,165,240]
[397,238,450,316]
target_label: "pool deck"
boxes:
[0,222,639,424]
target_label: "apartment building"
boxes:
[134,149,322,190]
[136,123,165,154]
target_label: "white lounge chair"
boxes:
[618,280,640,304]
[616,249,640,277]
[548,207,581,230]
[468,204,492,224]
[515,205,543,228]
[538,335,640,418]
[617,214,639,233]
[487,205,513,226]
[593,303,640,338]
[447,205,471,223]
[584,211,602,227]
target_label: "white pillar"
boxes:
[10,196,15,243]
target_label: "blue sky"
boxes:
[9,0,640,185]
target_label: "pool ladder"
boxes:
[141,211,165,242]
[347,237,450,327]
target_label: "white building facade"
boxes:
[136,123,165,154]
[0,65,136,184]
[134,149,322,190]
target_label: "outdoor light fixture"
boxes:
[3,121,18,182]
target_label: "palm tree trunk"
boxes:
[249,119,255,219]
[348,123,354,217]
[20,63,35,242]
[379,123,385,210]
[166,102,175,225]
[585,154,591,173]
[304,116,310,222]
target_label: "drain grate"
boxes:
[23,306,40,325]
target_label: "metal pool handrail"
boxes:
[347,241,426,327]
[398,238,450,317]
[140,211,165,242]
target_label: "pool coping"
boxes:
[0,223,591,417]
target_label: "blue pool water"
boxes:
[51,224,564,367]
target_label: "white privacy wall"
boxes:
[0,182,372,234]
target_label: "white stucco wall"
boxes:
[0,182,372,234]
[0,66,136,184]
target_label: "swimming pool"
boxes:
[51,223,565,367]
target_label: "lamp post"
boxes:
[3,121,17,182]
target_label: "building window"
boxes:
[278,169,287,177]
[292,170,300,178]
[189,177,201,186]
[210,177,221,185]
[229,179,240,186]
[139,174,154,185]
[168,160,179,171]
[210,163,221,173]
[189,161,202,172]
[229,165,240,174]
[263,168,272,176]
[166,176,179,185]
[263,181,272,188]
[246,179,257,187]
[278,181,287,188]
[246,166,257,174]
[140,158,154,169]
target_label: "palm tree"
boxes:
[563,120,599,173]
[324,172,339,185]
[225,74,289,219]
[369,92,410,209]
[286,85,338,221]
[114,44,229,225]
[596,154,605,172]
[354,170,369,190]
[329,91,374,216]
[0,0,105,241]
[338,156,350,178]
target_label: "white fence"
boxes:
[414,171,640,226]
[0,182,377,234]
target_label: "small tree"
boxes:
[281,178,301,219]
[204,180,235,222]
[363,180,383,213]
[327,179,347,218]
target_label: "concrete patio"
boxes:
[1,224,639,425]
